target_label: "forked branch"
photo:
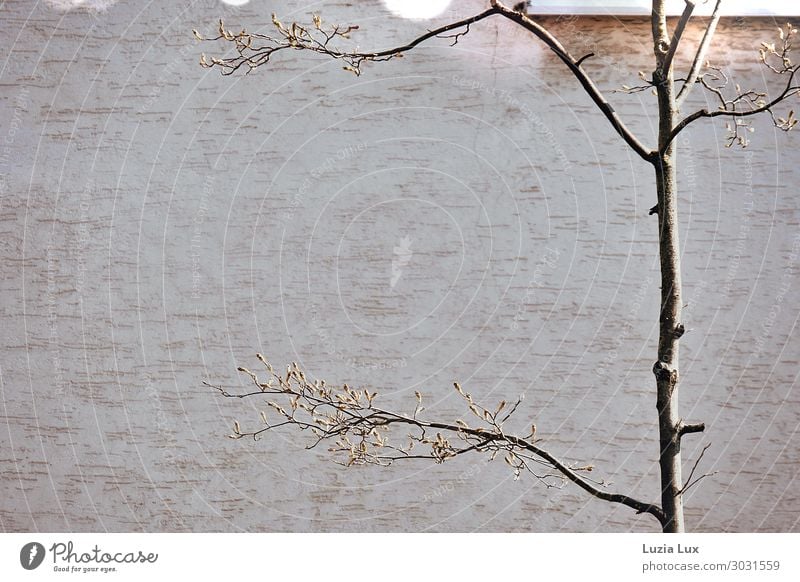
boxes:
[681,443,718,494]
[208,355,666,525]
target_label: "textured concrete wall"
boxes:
[1,0,798,532]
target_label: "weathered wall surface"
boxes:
[1,0,798,532]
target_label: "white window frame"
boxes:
[528,1,800,16]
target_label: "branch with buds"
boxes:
[198,4,800,163]
[207,355,666,525]
[196,3,653,161]
[194,9,498,77]
[666,23,800,150]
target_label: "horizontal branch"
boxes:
[200,1,655,162]
[397,417,666,522]
[678,420,705,437]
[506,434,666,523]
[207,356,666,527]
[198,8,502,76]
[666,74,800,151]
[668,24,800,150]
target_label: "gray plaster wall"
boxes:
[1,0,798,532]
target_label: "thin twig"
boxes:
[681,442,713,494]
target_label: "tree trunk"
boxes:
[653,0,685,533]
[653,147,684,533]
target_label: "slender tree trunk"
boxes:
[653,149,685,533]
[652,0,685,533]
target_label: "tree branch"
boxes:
[680,442,717,494]
[196,8,502,76]
[575,52,595,67]
[489,1,654,162]
[678,420,705,437]
[209,356,666,526]
[199,2,655,162]
[665,23,800,151]
[507,434,666,523]
[667,73,800,149]
[675,0,723,108]
[661,0,697,76]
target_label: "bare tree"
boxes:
[199,1,799,532]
